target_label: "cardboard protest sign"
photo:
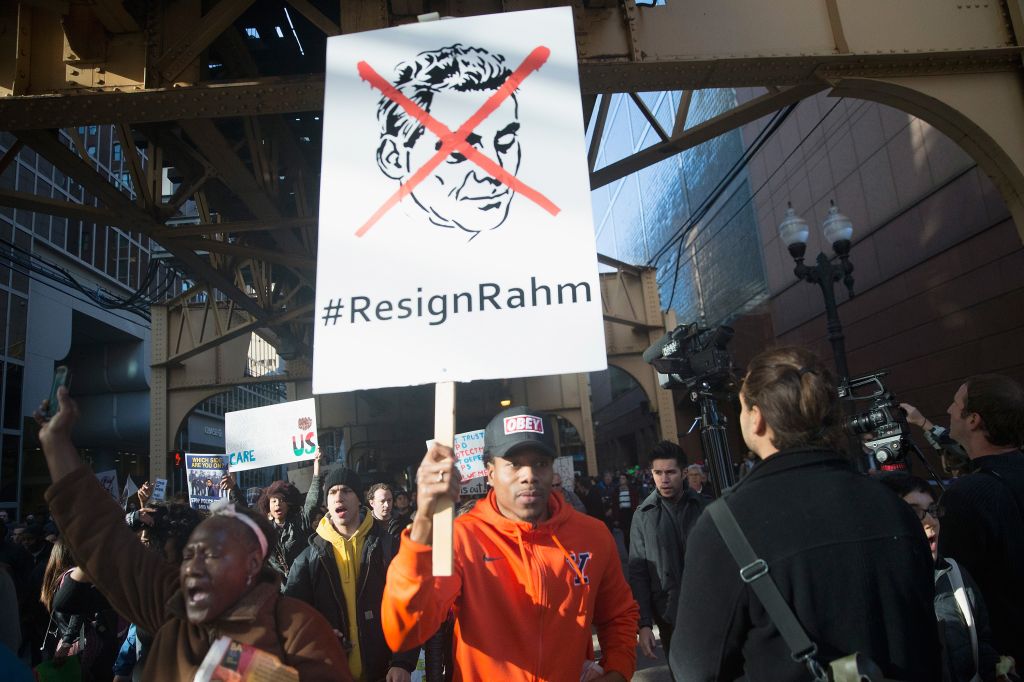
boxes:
[95,469,119,501]
[454,429,486,482]
[313,7,606,394]
[185,454,229,511]
[151,478,168,502]
[224,398,319,473]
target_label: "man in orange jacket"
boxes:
[382,406,639,681]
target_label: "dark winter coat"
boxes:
[938,450,1024,662]
[284,517,418,679]
[628,488,708,628]
[669,447,941,682]
[45,466,350,682]
[934,557,999,682]
[268,474,323,582]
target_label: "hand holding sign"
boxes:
[409,443,461,546]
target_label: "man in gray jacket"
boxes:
[628,441,708,675]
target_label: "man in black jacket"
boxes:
[284,467,418,681]
[937,373,1024,662]
[628,441,707,678]
[670,346,940,682]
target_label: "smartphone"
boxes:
[47,366,71,418]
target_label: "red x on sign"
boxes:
[354,46,561,237]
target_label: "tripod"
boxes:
[689,381,736,497]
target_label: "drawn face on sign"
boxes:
[375,45,521,238]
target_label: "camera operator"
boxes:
[669,346,940,681]
[900,402,971,475]
[936,374,1024,665]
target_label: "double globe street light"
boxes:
[778,201,856,382]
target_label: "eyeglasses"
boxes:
[910,505,943,521]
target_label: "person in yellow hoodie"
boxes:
[285,467,418,681]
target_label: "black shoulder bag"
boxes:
[706,498,898,682]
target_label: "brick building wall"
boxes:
[739,89,1024,464]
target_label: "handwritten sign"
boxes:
[225,398,319,473]
[454,429,487,482]
[151,478,168,502]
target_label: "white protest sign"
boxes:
[460,479,489,497]
[553,456,574,486]
[312,7,606,393]
[95,469,119,501]
[454,429,486,482]
[224,398,319,473]
[151,478,168,502]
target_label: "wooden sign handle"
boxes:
[432,381,456,576]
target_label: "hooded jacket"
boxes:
[381,489,639,681]
[45,466,349,682]
[284,511,418,680]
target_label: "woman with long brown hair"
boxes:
[39,539,78,661]
[39,540,119,680]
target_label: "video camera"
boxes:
[642,324,735,391]
[839,371,910,465]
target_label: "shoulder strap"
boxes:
[944,558,981,682]
[706,499,827,681]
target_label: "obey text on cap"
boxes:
[503,415,545,435]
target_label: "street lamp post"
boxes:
[778,201,856,383]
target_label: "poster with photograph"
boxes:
[313,7,606,393]
[185,454,229,512]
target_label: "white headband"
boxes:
[209,498,268,559]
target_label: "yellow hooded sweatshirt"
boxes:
[316,511,374,681]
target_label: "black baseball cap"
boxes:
[484,406,557,460]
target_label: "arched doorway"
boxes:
[590,364,658,473]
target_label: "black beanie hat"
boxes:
[323,467,363,503]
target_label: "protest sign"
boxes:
[95,469,119,501]
[454,429,486,482]
[553,456,575,487]
[185,454,229,511]
[224,398,319,473]
[121,475,138,508]
[151,478,168,502]
[460,479,489,497]
[312,7,606,394]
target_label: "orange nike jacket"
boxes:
[382,490,639,681]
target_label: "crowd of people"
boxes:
[0,345,1021,681]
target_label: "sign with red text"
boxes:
[225,398,319,473]
[454,429,487,482]
[312,7,606,393]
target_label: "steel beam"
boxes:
[156,301,313,368]
[154,0,256,84]
[15,129,268,319]
[0,75,325,130]
[0,187,120,224]
[173,238,316,270]
[591,85,826,189]
[153,216,317,239]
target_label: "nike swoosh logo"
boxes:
[483,555,502,562]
